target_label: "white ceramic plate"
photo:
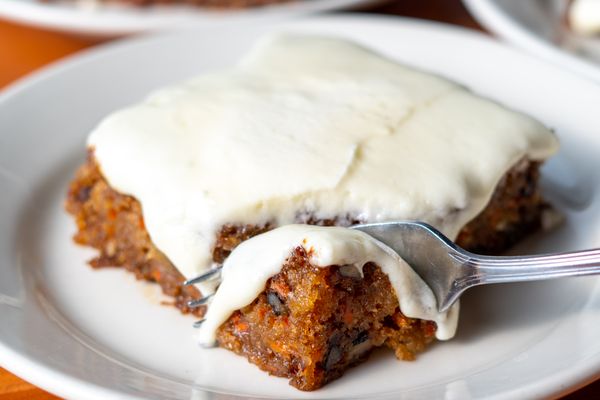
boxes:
[0,0,379,36]
[1,14,600,400]
[463,0,600,83]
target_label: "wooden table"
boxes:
[0,0,598,398]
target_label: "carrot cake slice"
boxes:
[65,34,559,390]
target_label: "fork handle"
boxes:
[458,248,600,287]
[437,248,600,312]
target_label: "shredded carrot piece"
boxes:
[343,307,353,325]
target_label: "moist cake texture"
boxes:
[216,245,437,391]
[66,34,559,390]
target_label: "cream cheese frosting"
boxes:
[89,34,558,282]
[197,225,459,344]
[88,34,558,341]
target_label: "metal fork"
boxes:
[184,221,600,327]
[354,221,600,312]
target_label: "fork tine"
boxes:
[183,266,223,286]
[193,319,206,328]
[188,292,215,308]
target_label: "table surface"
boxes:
[0,0,599,398]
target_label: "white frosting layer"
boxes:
[88,34,558,342]
[89,34,558,284]
[570,0,600,35]
[198,225,459,344]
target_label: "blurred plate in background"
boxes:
[0,0,381,36]
[463,0,600,83]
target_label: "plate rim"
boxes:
[0,342,132,400]
[1,13,600,399]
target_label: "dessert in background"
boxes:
[42,0,292,9]
[569,0,600,36]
